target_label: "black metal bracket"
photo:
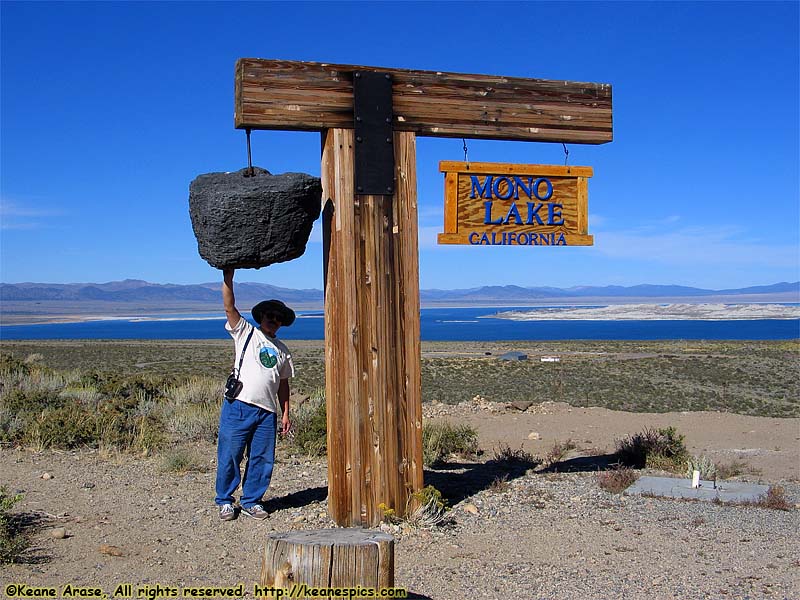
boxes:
[353,71,394,195]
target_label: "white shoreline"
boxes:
[2,303,799,327]
[486,303,800,321]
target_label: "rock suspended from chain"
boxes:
[189,167,322,269]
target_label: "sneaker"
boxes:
[241,504,269,520]
[218,503,237,521]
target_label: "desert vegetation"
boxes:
[0,351,476,468]
[422,421,480,466]
[3,339,797,418]
[0,486,26,564]
[614,426,690,472]
[1,339,797,460]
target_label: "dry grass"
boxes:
[160,447,211,474]
[289,391,327,457]
[753,486,793,511]
[545,439,578,465]
[489,474,511,493]
[715,460,754,479]
[596,467,639,494]
[490,444,540,469]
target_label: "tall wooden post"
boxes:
[321,129,422,526]
[235,58,612,527]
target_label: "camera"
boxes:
[224,372,243,400]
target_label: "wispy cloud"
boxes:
[418,225,443,249]
[594,223,798,269]
[0,197,63,230]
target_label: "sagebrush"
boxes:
[0,487,26,564]
[422,421,479,466]
[615,426,689,472]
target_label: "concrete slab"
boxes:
[624,476,770,503]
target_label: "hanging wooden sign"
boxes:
[437,161,593,246]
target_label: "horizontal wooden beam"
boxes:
[439,161,594,177]
[235,59,612,144]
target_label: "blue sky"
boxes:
[1,1,798,290]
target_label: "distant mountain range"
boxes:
[1,280,798,306]
[0,280,322,305]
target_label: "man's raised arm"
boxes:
[222,268,242,329]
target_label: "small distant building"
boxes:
[499,351,528,361]
[541,356,561,362]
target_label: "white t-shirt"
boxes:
[225,316,294,413]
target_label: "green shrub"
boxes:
[163,377,221,443]
[0,487,27,564]
[1,388,65,416]
[0,353,30,377]
[686,455,717,480]
[0,356,167,451]
[404,485,449,528]
[290,395,328,457]
[26,406,97,449]
[98,413,164,453]
[615,426,689,472]
[161,448,210,474]
[422,421,479,466]
[412,484,448,510]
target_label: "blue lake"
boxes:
[1,307,798,341]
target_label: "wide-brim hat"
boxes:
[251,299,296,327]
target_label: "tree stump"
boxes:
[260,529,394,595]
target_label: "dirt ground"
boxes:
[449,401,800,481]
[2,401,799,600]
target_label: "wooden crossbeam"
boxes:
[235,59,613,144]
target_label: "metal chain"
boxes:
[245,128,254,177]
[462,138,469,165]
[562,143,569,166]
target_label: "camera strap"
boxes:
[233,327,255,377]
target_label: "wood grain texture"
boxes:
[438,162,593,245]
[439,161,593,177]
[443,172,458,234]
[577,176,589,235]
[261,529,394,593]
[236,59,612,143]
[321,129,423,528]
[456,172,579,233]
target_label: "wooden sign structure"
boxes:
[438,162,593,246]
[235,59,612,527]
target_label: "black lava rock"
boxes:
[189,167,322,269]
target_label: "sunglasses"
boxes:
[262,311,283,323]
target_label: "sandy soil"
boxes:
[2,402,798,600]
[443,401,800,481]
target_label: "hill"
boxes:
[1,280,797,325]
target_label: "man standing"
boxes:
[216,268,293,521]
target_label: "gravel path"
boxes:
[2,406,798,600]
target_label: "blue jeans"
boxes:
[215,399,277,508]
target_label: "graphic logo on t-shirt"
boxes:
[259,347,278,368]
